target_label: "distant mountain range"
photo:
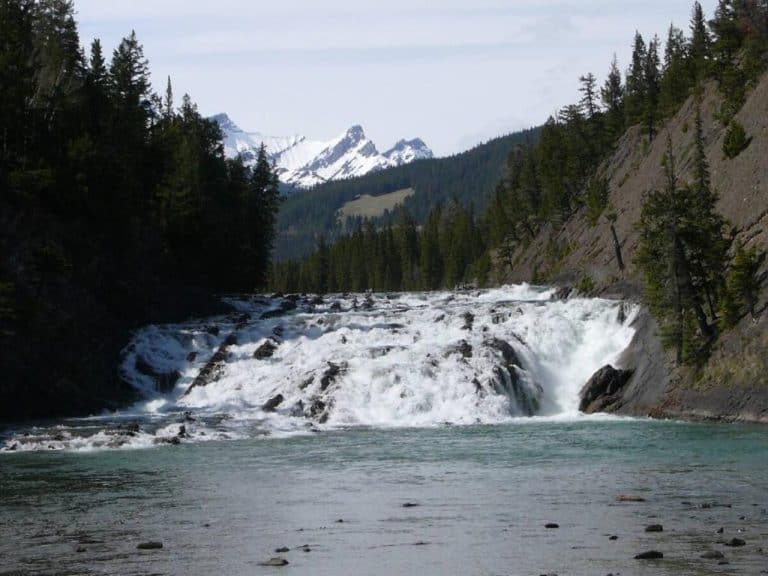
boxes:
[211,114,433,188]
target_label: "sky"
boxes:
[74,1,717,157]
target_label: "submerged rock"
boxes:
[552,286,573,301]
[320,362,346,391]
[579,365,633,413]
[725,537,746,547]
[634,550,663,560]
[134,357,181,393]
[136,541,163,550]
[545,523,560,529]
[259,557,289,566]
[645,524,663,532]
[701,550,725,559]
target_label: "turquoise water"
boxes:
[1,419,767,575]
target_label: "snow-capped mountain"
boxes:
[211,114,433,188]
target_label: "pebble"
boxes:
[275,546,290,553]
[545,523,560,529]
[645,524,663,532]
[402,502,420,508]
[609,535,619,541]
[136,541,163,550]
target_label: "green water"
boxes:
[1,420,767,575]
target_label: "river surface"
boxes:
[1,286,766,575]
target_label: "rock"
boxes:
[579,365,633,413]
[259,557,289,567]
[444,340,473,359]
[275,546,290,553]
[402,502,420,508]
[76,546,86,553]
[461,312,474,331]
[320,362,346,391]
[330,301,342,312]
[183,411,195,423]
[701,550,725,559]
[552,286,573,301]
[137,541,163,550]
[335,519,344,523]
[134,357,181,393]
[725,537,746,547]
[262,394,285,413]
[254,339,279,360]
[186,351,198,362]
[717,526,724,533]
[609,535,619,540]
[617,495,646,502]
[177,424,188,438]
[205,325,220,336]
[634,550,663,560]
[261,299,298,319]
[545,523,560,529]
[301,545,311,552]
[645,524,663,532]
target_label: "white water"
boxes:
[1,285,638,452]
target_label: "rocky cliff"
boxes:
[502,72,768,423]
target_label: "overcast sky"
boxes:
[74,1,716,156]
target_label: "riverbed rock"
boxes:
[254,339,279,360]
[462,312,475,331]
[445,340,473,359]
[645,524,663,532]
[579,365,634,413]
[275,546,290,553]
[134,357,181,393]
[552,286,573,301]
[259,557,289,566]
[545,523,560,529]
[701,550,725,559]
[617,495,646,502]
[725,537,746,547]
[634,550,663,560]
[262,394,284,413]
[137,541,163,550]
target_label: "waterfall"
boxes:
[2,285,637,452]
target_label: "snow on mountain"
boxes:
[211,114,433,189]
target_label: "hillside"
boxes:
[501,72,768,422]
[275,128,539,260]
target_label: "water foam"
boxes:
[1,285,638,452]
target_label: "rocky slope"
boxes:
[502,72,768,423]
[212,114,433,188]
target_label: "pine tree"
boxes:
[643,35,661,140]
[164,76,174,119]
[689,1,711,85]
[579,72,599,119]
[625,31,648,125]
[659,24,691,116]
[601,54,625,139]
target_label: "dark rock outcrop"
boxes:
[134,357,181,393]
[320,362,346,391]
[579,365,634,413]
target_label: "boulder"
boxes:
[320,362,346,391]
[725,538,746,547]
[579,365,633,413]
[552,286,573,301]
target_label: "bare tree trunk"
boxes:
[610,224,625,271]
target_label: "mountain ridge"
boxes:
[211,114,433,188]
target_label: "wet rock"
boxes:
[259,557,289,567]
[634,550,663,560]
[444,340,473,359]
[186,351,198,363]
[461,312,474,331]
[402,502,420,508]
[701,550,725,559]
[320,362,346,391]
[205,325,220,336]
[177,424,188,439]
[76,546,86,553]
[434,314,445,323]
[275,546,290,553]
[261,299,297,319]
[725,538,746,547]
[137,541,163,550]
[617,302,629,324]
[617,495,646,502]
[645,524,663,532]
[330,301,342,312]
[134,357,181,393]
[224,333,239,346]
[335,519,344,523]
[254,339,279,360]
[552,286,573,301]
[579,365,633,413]
[545,523,560,529]
[290,400,305,417]
[184,340,233,395]
[262,394,285,413]
[183,411,196,423]
[301,545,311,552]
[234,313,251,330]
[609,535,619,540]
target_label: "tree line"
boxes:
[0,0,280,417]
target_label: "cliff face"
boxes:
[501,72,768,423]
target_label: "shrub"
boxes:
[723,120,751,159]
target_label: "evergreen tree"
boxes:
[601,54,625,140]
[659,24,691,116]
[579,72,599,119]
[689,1,711,85]
[643,35,661,140]
[625,31,648,125]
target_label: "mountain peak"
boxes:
[212,114,433,188]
